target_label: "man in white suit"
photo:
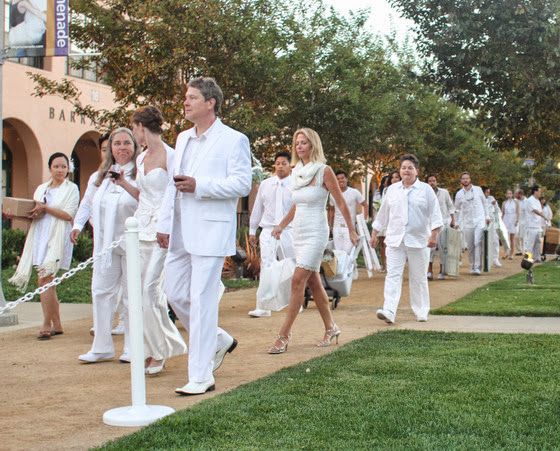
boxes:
[156,77,252,395]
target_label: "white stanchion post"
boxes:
[103,217,175,427]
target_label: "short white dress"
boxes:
[291,164,329,272]
[502,199,518,234]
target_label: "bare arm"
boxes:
[272,205,296,239]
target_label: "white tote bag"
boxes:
[256,242,296,311]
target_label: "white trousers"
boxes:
[463,226,484,271]
[383,243,431,320]
[333,226,353,254]
[516,223,526,254]
[524,228,542,261]
[140,242,187,361]
[260,227,294,267]
[90,247,129,354]
[164,204,232,382]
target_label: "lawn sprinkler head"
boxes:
[521,252,534,284]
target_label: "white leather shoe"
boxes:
[78,351,114,363]
[175,378,215,396]
[119,352,131,363]
[145,359,165,375]
[111,321,125,335]
[213,337,238,372]
[248,309,271,317]
[376,308,395,324]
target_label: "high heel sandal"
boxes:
[268,334,291,354]
[317,324,341,347]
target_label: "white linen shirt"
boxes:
[372,179,443,248]
[434,187,455,225]
[249,175,293,234]
[525,195,543,230]
[329,187,364,227]
[454,185,489,228]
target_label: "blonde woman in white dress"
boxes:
[269,128,359,354]
[9,152,79,339]
[124,106,187,375]
[501,189,519,259]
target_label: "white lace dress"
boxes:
[502,199,518,234]
[291,164,329,272]
[135,150,187,361]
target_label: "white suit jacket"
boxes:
[157,119,252,257]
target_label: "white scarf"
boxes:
[291,161,325,190]
[92,162,134,271]
[9,179,79,291]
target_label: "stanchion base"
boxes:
[103,404,175,427]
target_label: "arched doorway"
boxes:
[71,131,100,196]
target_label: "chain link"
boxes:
[0,238,124,316]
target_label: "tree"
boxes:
[390,0,560,159]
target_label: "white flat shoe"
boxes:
[119,353,131,363]
[78,351,114,363]
[248,309,271,317]
[111,322,125,335]
[175,378,215,396]
[145,360,165,375]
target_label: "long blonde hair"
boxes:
[291,127,327,165]
[94,127,140,186]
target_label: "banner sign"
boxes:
[7,0,69,58]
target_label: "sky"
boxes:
[325,0,416,43]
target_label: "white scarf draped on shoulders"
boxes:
[291,161,325,190]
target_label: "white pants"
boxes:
[463,226,485,271]
[140,242,187,361]
[260,227,294,267]
[333,226,353,254]
[524,228,542,261]
[516,223,526,254]
[492,228,500,264]
[90,247,129,354]
[164,206,232,382]
[383,243,431,320]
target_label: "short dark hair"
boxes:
[274,151,291,163]
[425,174,437,182]
[131,106,164,134]
[48,152,69,168]
[187,77,224,114]
[481,186,489,192]
[531,185,540,195]
[399,153,419,169]
[98,132,110,148]
[460,171,470,178]
[335,170,348,178]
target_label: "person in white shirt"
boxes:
[541,197,553,230]
[426,175,455,280]
[370,154,443,324]
[248,151,294,318]
[501,189,519,260]
[524,186,547,262]
[483,186,502,268]
[514,189,527,255]
[454,172,490,275]
[328,170,368,254]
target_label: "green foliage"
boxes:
[433,262,560,316]
[2,228,26,267]
[99,330,560,449]
[391,0,560,160]
[73,229,94,262]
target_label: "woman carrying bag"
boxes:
[9,152,79,340]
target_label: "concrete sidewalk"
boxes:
[399,315,560,334]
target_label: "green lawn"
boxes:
[433,262,560,317]
[1,266,257,304]
[99,330,560,450]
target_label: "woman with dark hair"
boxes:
[9,152,79,339]
[71,128,140,363]
[129,106,186,375]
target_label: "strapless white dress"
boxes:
[135,151,187,361]
[291,164,329,272]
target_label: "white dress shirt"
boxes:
[249,175,293,234]
[372,179,443,248]
[454,185,489,228]
[329,187,364,227]
[525,195,543,230]
[433,187,455,225]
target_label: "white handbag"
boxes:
[256,241,296,311]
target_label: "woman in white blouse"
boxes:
[9,152,79,339]
[501,189,519,260]
[71,128,139,363]
[370,154,443,324]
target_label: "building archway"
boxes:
[71,131,100,196]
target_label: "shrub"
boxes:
[73,230,93,262]
[2,228,26,266]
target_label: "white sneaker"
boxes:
[248,309,271,318]
[111,321,125,335]
[471,269,481,275]
[78,351,114,363]
[493,260,502,268]
[119,352,131,363]
[437,273,445,280]
[175,377,216,396]
[376,308,395,324]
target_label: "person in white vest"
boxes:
[371,154,443,324]
[514,188,527,255]
[328,170,368,254]
[248,151,294,318]
[426,175,455,280]
[501,189,519,260]
[524,186,546,263]
[454,172,490,275]
[156,77,252,396]
[483,186,502,268]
